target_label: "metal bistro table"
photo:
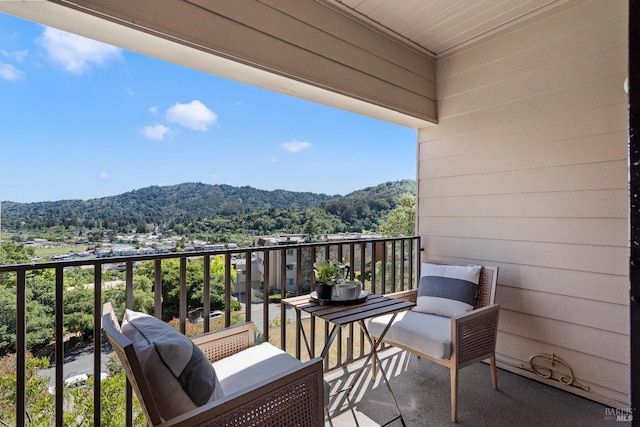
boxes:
[282,292,415,426]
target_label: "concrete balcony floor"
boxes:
[325,348,623,427]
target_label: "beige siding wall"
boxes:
[417,0,629,407]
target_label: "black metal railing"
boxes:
[0,235,420,426]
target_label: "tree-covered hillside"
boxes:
[1,180,416,238]
[320,180,416,231]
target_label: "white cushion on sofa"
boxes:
[213,342,301,395]
[213,342,330,404]
[368,310,452,359]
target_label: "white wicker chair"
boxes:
[102,304,325,426]
[370,265,499,423]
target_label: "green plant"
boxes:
[313,260,339,286]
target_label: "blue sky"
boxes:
[0,13,416,203]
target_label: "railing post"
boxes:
[380,241,387,294]
[203,255,211,332]
[263,250,270,342]
[281,296,287,353]
[360,243,366,291]
[391,240,397,293]
[125,261,134,309]
[400,239,406,291]
[371,242,377,294]
[245,249,252,323]
[93,264,102,427]
[125,261,134,427]
[154,259,162,319]
[15,269,26,427]
[296,247,303,295]
[55,266,64,427]
[225,253,232,328]
[179,258,187,333]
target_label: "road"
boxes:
[38,343,113,388]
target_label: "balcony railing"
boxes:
[0,235,420,426]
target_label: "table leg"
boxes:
[321,324,341,360]
[296,310,313,359]
[346,315,405,426]
[300,317,341,362]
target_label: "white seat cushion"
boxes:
[213,342,301,395]
[368,310,452,360]
[213,342,330,404]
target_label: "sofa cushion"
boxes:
[414,263,481,317]
[213,342,330,405]
[368,311,452,359]
[121,309,223,420]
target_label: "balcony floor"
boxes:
[324,348,622,426]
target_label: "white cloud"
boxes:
[142,124,170,140]
[281,141,312,153]
[166,100,217,131]
[0,63,25,81]
[2,49,29,62]
[99,172,111,180]
[272,156,278,163]
[38,27,122,74]
[149,106,159,114]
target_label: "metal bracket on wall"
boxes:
[529,353,590,392]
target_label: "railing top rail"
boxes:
[0,236,420,272]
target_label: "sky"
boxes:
[0,13,417,204]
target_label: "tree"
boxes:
[0,353,145,426]
[135,256,235,320]
[63,373,145,426]
[0,353,54,425]
[64,287,95,338]
[102,275,155,318]
[302,212,321,238]
[0,241,35,266]
[380,193,416,237]
[0,244,57,353]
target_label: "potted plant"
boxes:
[313,260,339,300]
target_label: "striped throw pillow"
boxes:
[122,310,223,420]
[413,263,481,317]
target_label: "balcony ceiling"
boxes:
[325,0,561,56]
[0,0,564,127]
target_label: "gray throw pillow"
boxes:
[121,309,223,420]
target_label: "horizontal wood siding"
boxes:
[418,0,629,407]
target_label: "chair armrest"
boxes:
[191,322,255,363]
[452,304,500,368]
[385,289,418,303]
[158,357,325,427]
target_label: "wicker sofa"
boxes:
[368,264,499,422]
[102,303,325,426]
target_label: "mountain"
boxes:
[319,180,417,231]
[1,180,416,234]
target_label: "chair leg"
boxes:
[490,355,498,389]
[450,367,458,423]
[371,337,377,381]
[325,407,334,427]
